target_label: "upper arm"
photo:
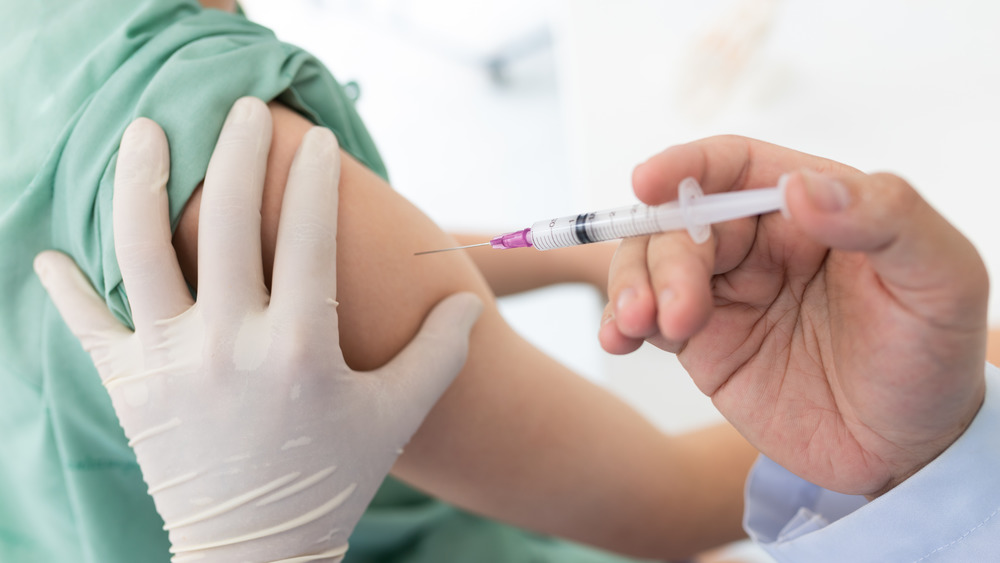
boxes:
[172,101,495,370]
[171,101,755,559]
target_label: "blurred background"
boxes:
[238,0,1000,559]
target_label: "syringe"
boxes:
[415,177,787,255]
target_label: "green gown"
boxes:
[0,1,660,561]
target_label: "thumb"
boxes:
[34,251,132,380]
[375,292,483,419]
[784,170,989,321]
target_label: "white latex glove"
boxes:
[34,97,482,562]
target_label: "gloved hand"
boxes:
[34,97,482,562]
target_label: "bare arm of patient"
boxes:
[989,329,1000,366]
[198,0,236,11]
[170,101,756,559]
[449,234,618,297]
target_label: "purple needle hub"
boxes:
[490,228,533,249]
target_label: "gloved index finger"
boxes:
[113,118,194,333]
[196,97,272,315]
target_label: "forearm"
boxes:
[172,102,752,558]
[399,324,755,557]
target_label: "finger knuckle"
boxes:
[275,328,319,369]
[116,241,173,267]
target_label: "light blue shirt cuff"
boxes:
[744,363,1000,562]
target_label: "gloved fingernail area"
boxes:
[118,119,167,188]
[301,127,338,161]
[226,96,260,126]
[32,253,52,284]
[120,120,151,156]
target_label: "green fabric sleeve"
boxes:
[1,2,392,561]
[49,4,386,327]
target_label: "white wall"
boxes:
[550,0,1000,436]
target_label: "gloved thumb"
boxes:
[375,291,483,420]
[34,251,132,376]
[783,170,988,322]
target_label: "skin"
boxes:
[600,135,989,499]
[171,101,756,559]
[450,234,617,297]
[198,0,236,11]
[990,329,1000,366]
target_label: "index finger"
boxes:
[632,135,859,205]
[113,118,194,332]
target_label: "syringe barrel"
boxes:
[528,202,686,251]
[525,182,785,251]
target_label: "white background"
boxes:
[238,1,1000,560]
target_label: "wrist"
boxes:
[866,382,987,500]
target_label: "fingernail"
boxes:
[777,173,792,220]
[659,288,676,309]
[616,288,636,314]
[802,170,850,212]
[601,311,616,327]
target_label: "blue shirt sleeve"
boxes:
[744,363,1000,562]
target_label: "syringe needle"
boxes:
[414,242,491,256]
